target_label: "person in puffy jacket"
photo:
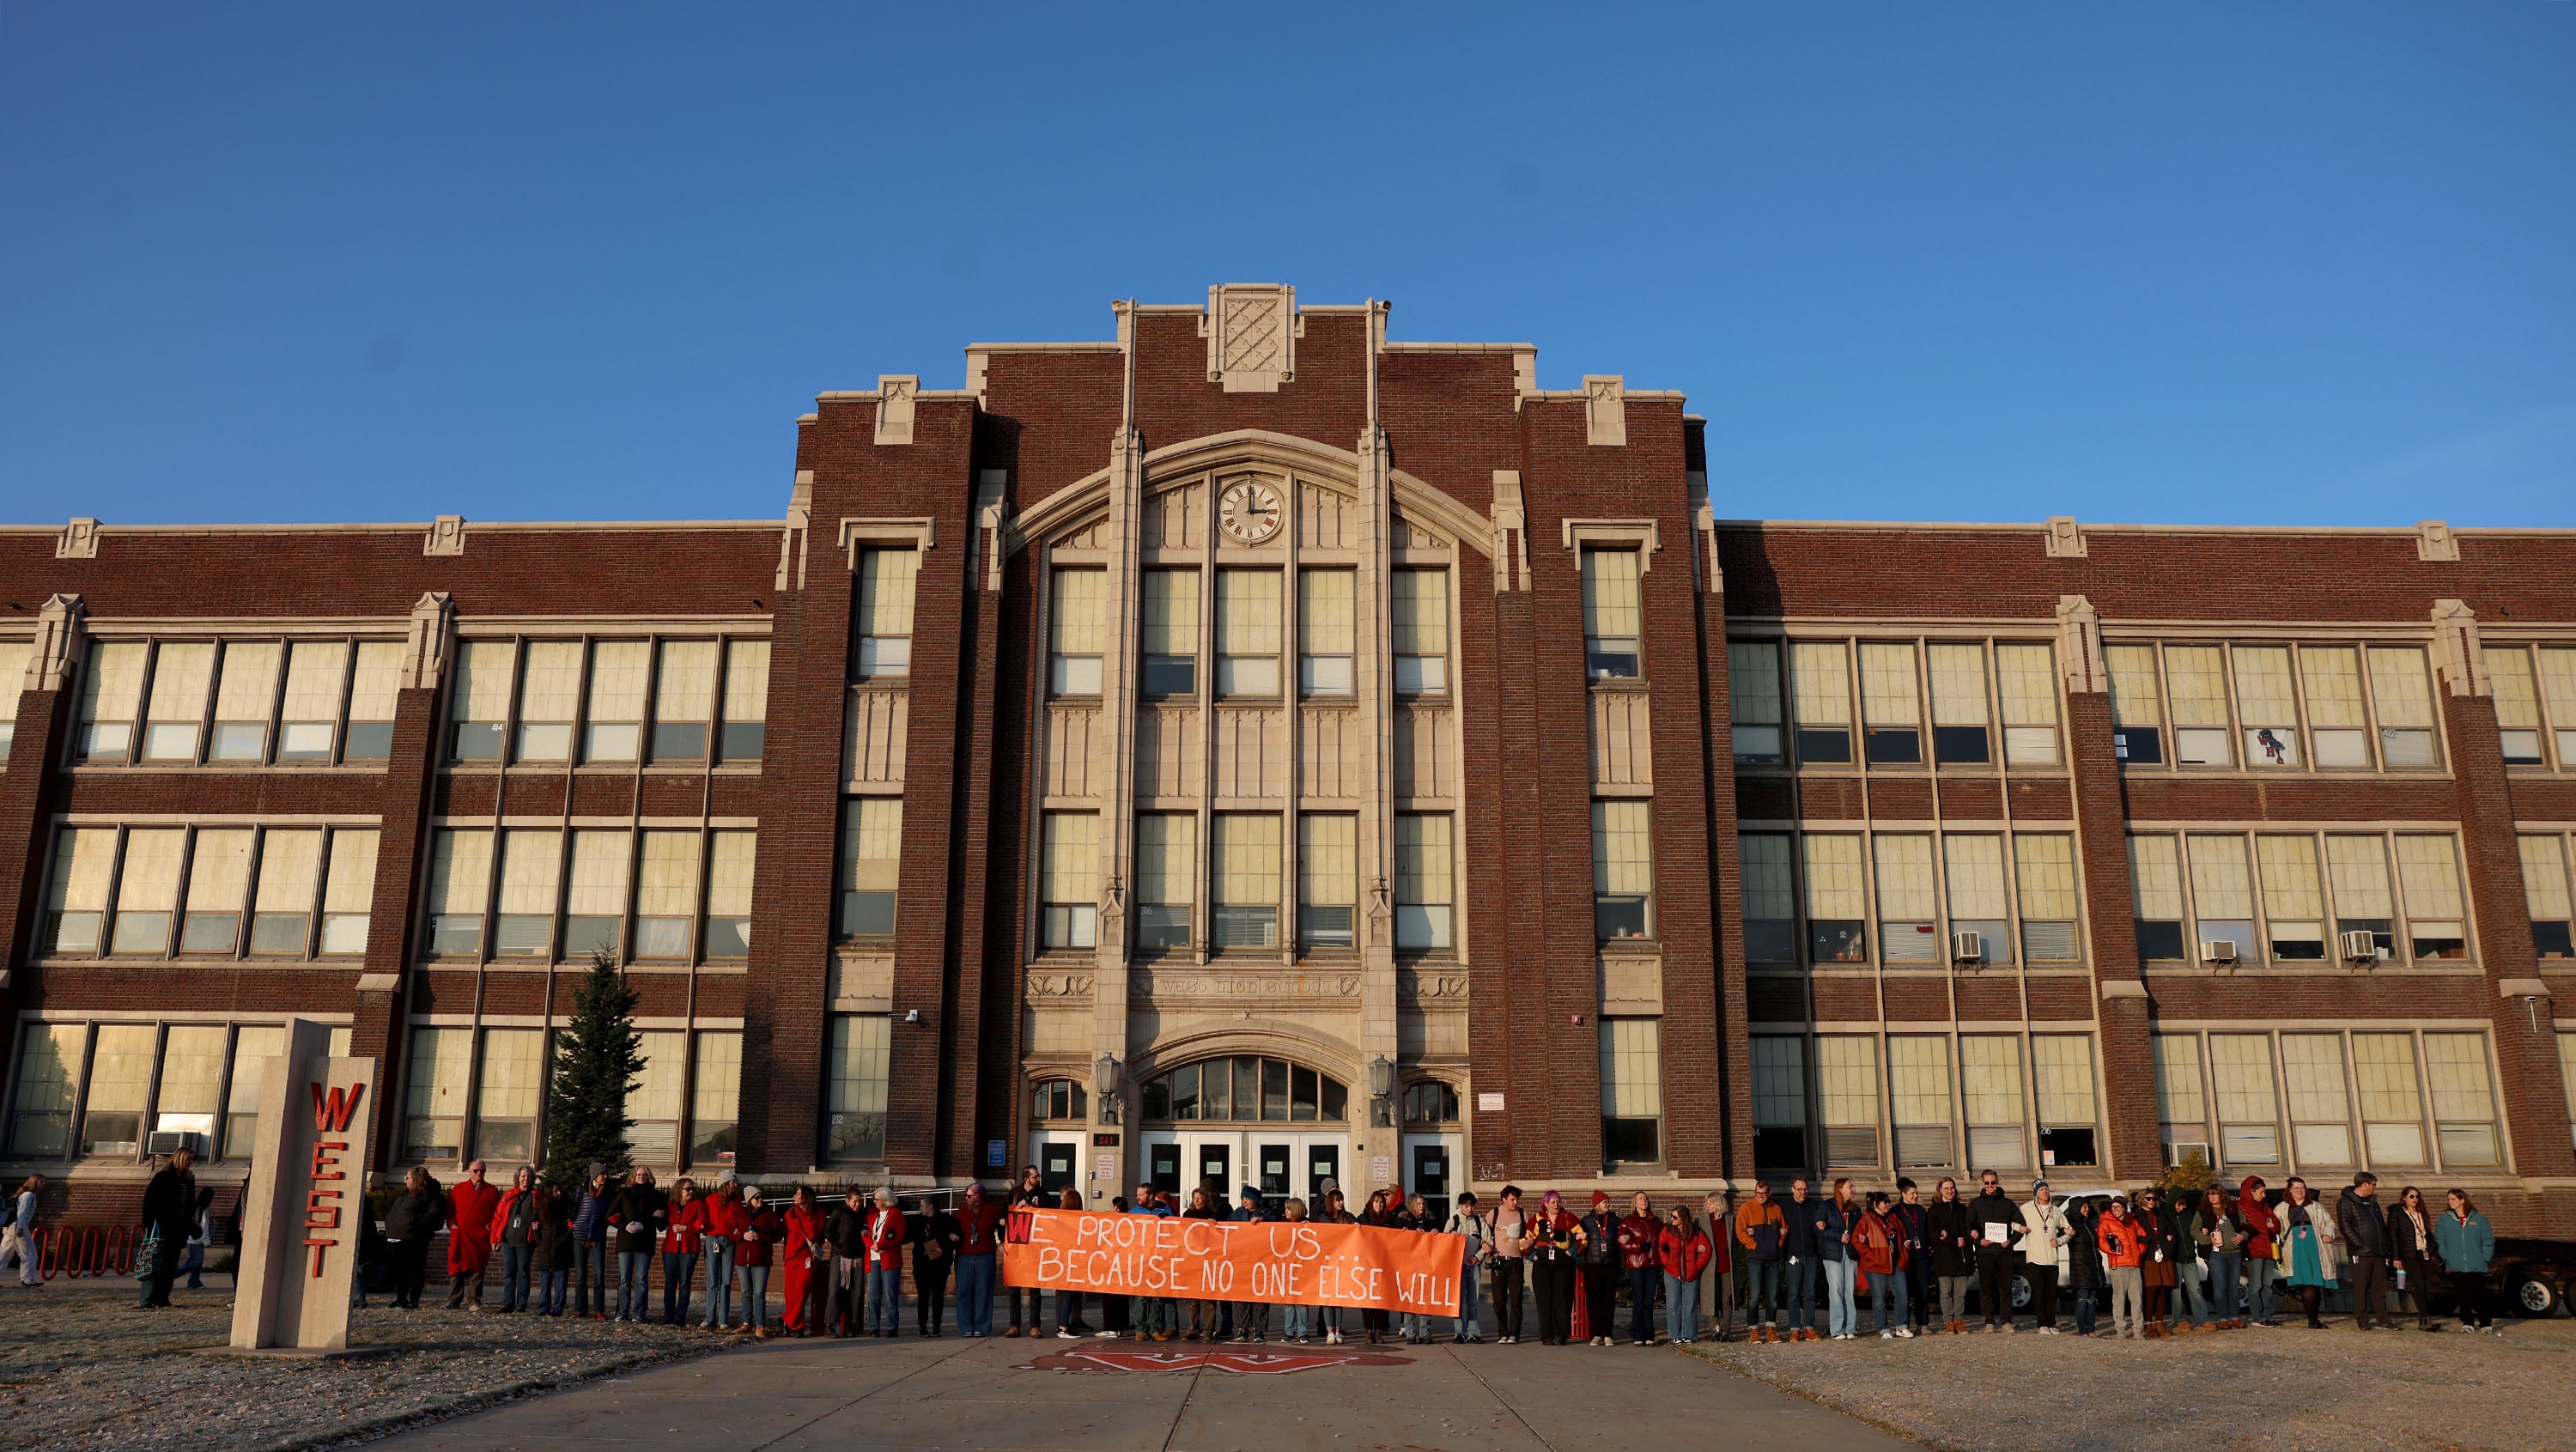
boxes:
[1659,1205,1713,1345]
[700,1178,749,1330]
[2336,1173,2391,1330]
[1734,1182,1788,1341]
[659,1177,707,1325]
[1853,1190,1911,1338]
[2063,1197,2105,1336]
[2096,1195,2146,1337]
[2383,1185,2439,1331]
[1614,1191,1660,1346]
[2436,1189,2497,1333]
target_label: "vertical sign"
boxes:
[230,1018,378,1352]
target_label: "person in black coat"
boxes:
[823,1188,872,1337]
[908,1197,963,1335]
[137,1148,199,1309]
[529,1184,579,1316]
[605,1168,669,1323]
[381,1166,447,1310]
[2063,1197,2106,1336]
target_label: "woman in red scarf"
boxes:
[2236,1176,2281,1326]
[781,1185,829,1338]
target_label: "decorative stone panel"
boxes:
[1135,705,1203,799]
[1300,704,1360,800]
[1394,705,1453,803]
[1212,706,1285,799]
[1046,702,1099,799]
[1590,688,1654,789]
[1201,283,1298,392]
[846,688,908,785]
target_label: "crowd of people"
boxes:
[75,1151,2514,1345]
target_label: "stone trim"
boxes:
[1489,472,1528,593]
[2432,598,2490,696]
[423,514,466,557]
[777,471,812,592]
[2044,515,2087,558]
[27,594,86,691]
[2417,519,2461,562]
[1200,283,1299,392]
[975,471,1012,593]
[873,375,919,446]
[840,516,937,568]
[1583,375,1625,446]
[56,518,100,560]
[2056,594,2107,694]
[1560,518,1661,568]
[402,592,453,690]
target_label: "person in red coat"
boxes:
[781,1185,829,1337]
[1615,1191,1664,1346]
[1658,1206,1715,1344]
[659,1178,709,1325]
[1852,1190,1912,1337]
[444,1159,502,1310]
[734,1185,784,1337]
[861,1188,908,1337]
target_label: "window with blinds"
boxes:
[2300,646,2368,768]
[2034,1035,2099,1167]
[2327,835,2396,963]
[2166,646,2233,766]
[2366,647,2438,766]
[345,641,402,762]
[856,548,921,679]
[1392,569,1449,695]
[828,1015,891,1162]
[2105,642,2163,769]
[2208,1034,2280,1165]
[273,641,349,763]
[222,1025,283,1159]
[76,641,148,763]
[1859,642,1922,765]
[837,799,902,938]
[1299,569,1355,696]
[1729,640,1784,764]
[1927,641,1991,765]
[1945,834,2009,964]
[179,828,252,954]
[650,640,720,762]
[1961,1036,2026,1171]
[2015,834,2080,961]
[404,1025,471,1161]
[690,1030,743,1166]
[0,639,27,762]
[1042,812,1099,950]
[110,828,184,956]
[635,829,701,959]
[82,1025,154,1156]
[209,641,282,763]
[448,639,514,762]
[141,642,212,762]
[1591,799,1653,941]
[2233,646,2300,767]
[1996,641,2061,766]
[474,1028,545,1163]
[1211,813,1281,951]
[6,1024,82,1157]
[154,1025,227,1144]
[2486,645,2543,766]
[1049,568,1106,697]
[515,641,583,763]
[1394,814,1453,951]
[629,1030,687,1166]
[251,829,322,955]
[2396,835,2467,959]
[720,639,769,762]
[2152,1033,2208,1163]
[2524,834,2574,962]
[1888,1036,1952,1169]
[2543,647,2576,769]
[1599,1018,1663,1167]
[426,829,495,957]
[45,826,115,955]
[1752,1036,1809,1171]
[1816,1036,1881,1169]
[492,829,562,957]
[2281,1033,2353,1167]
[1804,833,1867,962]
[1581,549,1642,679]
[1134,814,1194,951]
[1139,568,1200,697]
[2257,835,2325,960]
[2186,834,2254,961]
[704,830,754,957]
[2424,1033,2500,1165]
[1298,814,1357,950]
[1790,641,1853,763]
[1874,835,1938,963]
[1741,833,1796,963]
[585,641,649,762]
[2352,1032,2427,1165]
[1215,569,1281,697]
[562,829,629,958]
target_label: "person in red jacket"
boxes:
[659,1178,708,1325]
[2237,1176,2281,1326]
[781,1185,829,1338]
[1853,1190,1912,1337]
[1616,1192,1663,1346]
[734,1185,783,1338]
[444,1159,502,1311]
[861,1188,908,1336]
[492,1166,538,1313]
[1659,1206,1715,1345]
[954,1182,1005,1337]
[700,1179,749,1330]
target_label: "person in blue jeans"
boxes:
[608,1167,668,1323]
[953,1181,1005,1337]
[1735,1182,1787,1340]
[1781,1177,1821,1339]
[571,1169,613,1319]
[1125,1183,1174,1340]
[532,1183,575,1316]
[1817,1179,1859,1340]
[2195,1187,2249,1328]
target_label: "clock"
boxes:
[1217,478,1284,544]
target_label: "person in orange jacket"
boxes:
[444,1159,502,1311]
[1732,1182,1789,1340]
[860,1187,909,1337]
[2097,1194,2147,1337]
[1658,1205,1714,1344]
[780,1185,829,1337]
[659,1177,708,1325]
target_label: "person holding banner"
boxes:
[1126,1184,1172,1342]
[1278,1198,1314,1342]
[1526,1189,1584,1346]
[1354,1189,1394,1345]
[1005,1166,1047,1337]
[1318,1187,1355,1344]
[1237,1187,1274,1343]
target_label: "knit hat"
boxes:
[1591,1191,1611,1206]
[1240,1184,1263,1203]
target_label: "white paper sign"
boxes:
[1477,1092,1505,1113]
[1985,1222,2011,1244]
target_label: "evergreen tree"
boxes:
[540,950,644,1188]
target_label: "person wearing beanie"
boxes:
[1578,1190,1623,1346]
[1524,1190,1584,1346]
[2018,1180,2069,1334]
[2098,1194,2146,1337]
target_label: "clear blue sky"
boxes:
[5,4,2573,527]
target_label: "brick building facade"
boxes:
[5,285,2574,1238]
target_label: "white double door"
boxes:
[1144,1128,1348,1213]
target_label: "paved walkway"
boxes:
[374,1333,1917,1451]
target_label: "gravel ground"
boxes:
[0,1278,732,1452]
[1681,1315,2576,1451]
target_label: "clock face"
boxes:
[1218,479,1284,544]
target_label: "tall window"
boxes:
[584,641,649,762]
[143,642,213,762]
[1741,834,1796,963]
[2106,642,2163,764]
[2281,1032,2353,1167]
[1817,1036,1880,1169]
[563,829,629,957]
[75,641,147,763]
[0,638,28,760]
[1729,641,1783,764]
[493,829,562,957]
[2152,1034,2208,1163]
[1961,1036,2026,1170]
[1945,834,2009,963]
[691,1031,742,1166]
[704,831,755,957]
[1591,799,1652,941]
[2233,646,2300,767]
[2395,836,2467,959]
[9,1024,82,1157]
[403,1026,470,1161]
[1049,568,1106,696]
[1392,570,1449,695]
[650,641,719,762]
[1298,570,1354,696]
[2426,1033,2500,1165]
[628,1030,685,1165]
[2488,645,2543,766]
[1750,1036,1807,1170]
[321,829,376,954]
[1927,642,1990,764]
[1134,814,1194,951]
[1804,834,1867,962]
[720,639,769,762]
[210,641,281,762]
[1139,568,1200,697]
[223,1025,283,1159]
[1874,835,1937,963]
[1580,550,1641,679]
[82,1026,153,1157]
[2354,1032,2427,1165]
[2524,834,2574,961]
[1041,812,1098,950]
[1210,813,1280,951]
[2187,834,2255,961]
[1859,642,1922,765]
[2368,647,2438,765]
[855,548,920,679]
[426,829,493,957]
[1394,813,1454,951]
[250,829,321,954]
[1790,641,1853,763]
[2208,1033,2280,1166]
[2130,835,2185,961]
[2015,834,2080,962]
[2166,646,2233,767]
[2301,646,2368,768]
[277,641,350,763]
[2257,835,2325,961]
[515,641,581,762]
[1599,1018,1663,1167]
[179,829,252,954]
[1888,1035,1952,1168]
[827,1014,890,1162]
[1297,814,1356,950]
[152,1026,225,1150]
[1215,569,1280,696]
[2034,1035,2098,1167]
[837,799,902,938]
[110,829,184,956]
[635,830,701,959]
[474,1028,544,1163]
[448,639,513,762]
[1996,642,2060,766]
[346,641,402,762]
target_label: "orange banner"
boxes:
[1002,1208,1465,1315]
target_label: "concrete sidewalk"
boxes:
[371,1333,1917,1451]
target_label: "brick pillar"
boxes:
[0,678,75,1094]
[1695,569,1755,1185]
[2057,597,2160,1182]
[945,473,1009,1183]
[1650,519,1725,1182]
[1466,566,1534,1182]
[351,598,453,1172]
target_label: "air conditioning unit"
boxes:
[2199,939,2239,966]
[2340,929,2380,964]
[144,1130,201,1157]
[1949,930,1984,963]
[2166,1140,2215,1169]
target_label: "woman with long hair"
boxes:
[1523,1190,1586,1346]
[2278,1176,2339,1328]
[781,1185,828,1337]
[529,1181,575,1316]
[2384,1186,2439,1331]
[2190,1188,2248,1329]
[2135,1187,2178,1337]
[381,1167,445,1311]
[1660,1203,1713,1344]
[1357,1188,1396,1345]
[2436,1189,2498,1333]
[1817,1177,1859,1340]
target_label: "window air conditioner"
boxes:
[2166,1140,2215,1169]
[145,1130,200,1157]
[1949,930,1984,963]
[2340,929,2379,964]
[2199,939,2239,966]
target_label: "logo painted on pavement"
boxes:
[1019,1346,1413,1375]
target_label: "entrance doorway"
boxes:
[1143,1128,1349,1214]
[1400,1132,1461,1224]
[1031,1131,1084,1198]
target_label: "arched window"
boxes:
[1401,1079,1461,1127]
[1140,1056,1347,1122]
[1030,1078,1087,1121]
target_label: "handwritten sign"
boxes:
[1002,1207,1464,1315]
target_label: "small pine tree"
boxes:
[540,950,644,1188]
[2154,1148,2221,1201]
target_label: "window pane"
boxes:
[1391,570,1448,655]
[1751,1036,1806,1126]
[2152,1033,2206,1126]
[477,1027,546,1129]
[704,829,754,957]
[83,1025,155,1154]
[1803,833,1866,920]
[856,550,921,639]
[1961,1036,2023,1126]
[1301,569,1356,656]
[1135,813,1195,949]
[1944,834,2008,919]
[585,641,651,758]
[404,1026,471,1160]
[828,1016,891,1161]
[1599,1018,1663,1118]
[1873,834,1935,921]
[1052,568,1107,655]
[2166,647,2230,727]
[1741,833,1795,920]
[1580,550,1641,641]
[2395,835,2464,919]
[2014,834,2076,919]
[1859,643,1920,725]
[691,1030,742,1165]
[2105,644,2160,726]
[1394,813,1451,951]
[838,798,902,936]
[1216,569,1280,658]
[1141,569,1200,655]
[1816,1036,1879,1128]
[2486,647,2539,729]
[1926,643,1987,726]
[1996,643,2058,726]
[1887,1036,1950,1127]
[2523,835,2574,920]
[1730,641,1782,725]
